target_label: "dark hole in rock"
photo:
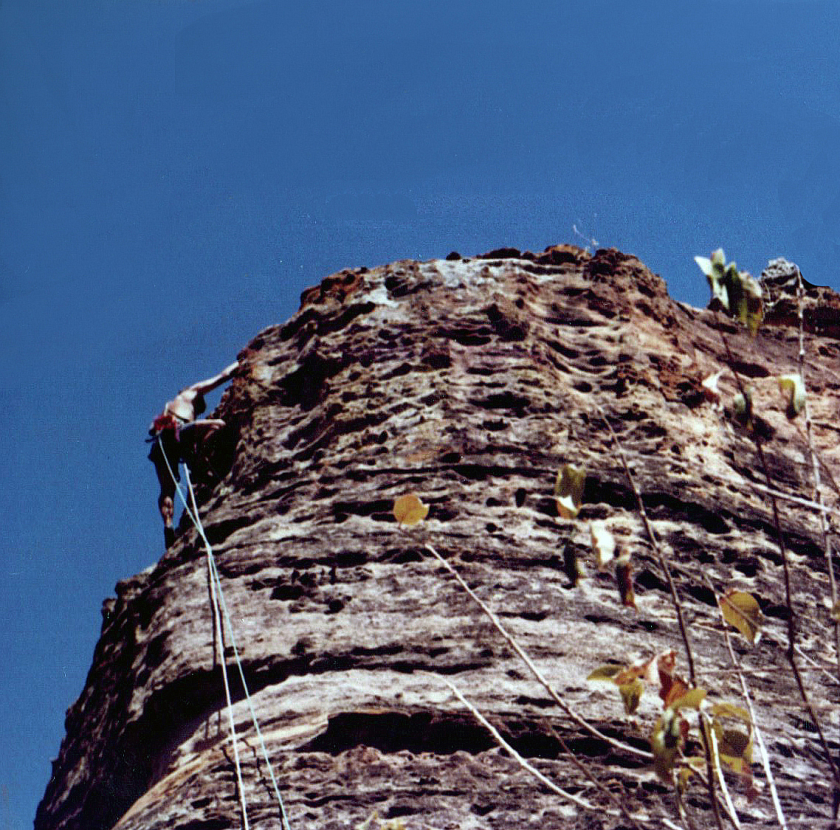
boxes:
[635,569,668,593]
[546,340,580,360]
[270,583,305,601]
[423,350,451,369]
[299,712,496,756]
[385,805,416,819]
[335,550,368,567]
[685,582,716,607]
[383,548,423,564]
[761,601,789,621]
[178,820,230,830]
[734,557,760,577]
[470,391,531,415]
[730,360,770,378]
[386,362,412,379]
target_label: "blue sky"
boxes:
[2,1,840,826]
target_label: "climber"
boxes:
[148,361,238,548]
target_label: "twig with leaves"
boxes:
[597,406,725,830]
[792,264,840,721]
[701,573,788,830]
[696,249,840,807]
[718,323,840,792]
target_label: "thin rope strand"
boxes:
[157,439,250,828]
[184,465,292,830]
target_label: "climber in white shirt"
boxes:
[147,361,238,548]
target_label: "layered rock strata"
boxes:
[37,246,840,829]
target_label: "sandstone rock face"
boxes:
[37,247,840,830]
[761,256,840,339]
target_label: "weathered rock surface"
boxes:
[761,256,840,340]
[36,246,840,830]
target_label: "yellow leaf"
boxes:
[710,702,751,725]
[778,374,806,419]
[736,272,764,336]
[720,590,762,644]
[619,679,645,715]
[554,464,586,520]
[677,765,695,792]
[670,687,707,711]
[393,494,429,526]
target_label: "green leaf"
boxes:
[615,547,636,609]
[678,757,707,792]
[731,386,754,428]
[720,590,762,644]
[555,464,586,520]
[677,764,695,791]
[695,249,763,334]
[651,709,684,782]
[694,255,714,277]
[730,270,764,336]
[619,679,645,715]
[709,702,752,724]
[696,250,730,309]
[587,664,625,682]
[778,374,806,419]
[670,687,707,711]
[720,728,752,761]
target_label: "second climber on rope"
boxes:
[148,361,238,548]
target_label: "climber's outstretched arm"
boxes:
[184,361,239,396]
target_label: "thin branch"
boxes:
[597,407,725,830]
[597,409,698,681]
[614,440,840,536]
[422,543,651,761]
[794,643,840,687]
[440,677,657,828]
[795,265,840,752]
[702,711,742,830]
[718,331,840,791]
[544,720,646,830]
[703,573,788,830]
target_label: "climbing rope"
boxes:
[157,436,292,830]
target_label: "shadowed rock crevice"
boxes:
[37,246,840,830]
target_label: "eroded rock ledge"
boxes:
[37,246,840,829]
